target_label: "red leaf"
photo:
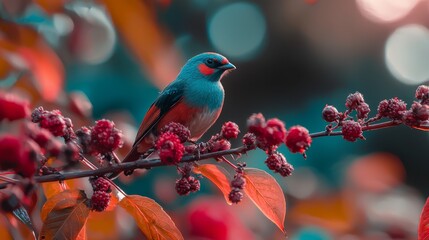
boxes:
[243,168,286,233]
[40,190,82,221]
[419,197,429,240]
[119,195,183,240]
[193,164,232,205]
[40,190,90,240]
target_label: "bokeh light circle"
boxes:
[208,2,266,59]
[356,0,419,23]
[385,24,429,85]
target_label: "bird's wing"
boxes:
[133,85,184,148]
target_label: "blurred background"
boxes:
[1,0,429,239]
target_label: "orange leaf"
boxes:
[40,190,82,221]
[33,0,67,14]
[419,197,429,240]
[243,168,286,233]
[40,190,89,240]
[99,0,182,89]
[0,20,64,102]
[42,181,69,199]
[119,195,183,240]
[193,164,232,205]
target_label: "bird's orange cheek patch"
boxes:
[198,64,215,75]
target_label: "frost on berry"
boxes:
[39,110,67,137]
[285,126,312,154]
[265,152,285,171]
[228,188,243,204]
[242,132,257,150]
[91,177,111,192]
[188,176,201,193]
[322,105,339,122]
[221,121,240,139]
[264,118,287,147]
[156,132,185,164]
[357,102,370,120]
[415,85,429,101]
[412,102,429,121]
[278,163,294,177]
[208,138,231,152]
[175,177,191,195]
[160,122,190,143]
[402,110,419,126]
[91,191,111,212]
[247,113,266,136]
[231,173,246,189]
[90,119,123,153]
[345,92,365,110]
[377,98,407,120]
[341,120,363,142]
[0,92,30,122]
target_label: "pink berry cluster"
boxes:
[156,122,190,164]
[228,167,246,204]
[265,152,294,177]
[321,85,429,142]
[175,164,200,196]
[90,177,112,212]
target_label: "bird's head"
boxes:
[179,52,236,82]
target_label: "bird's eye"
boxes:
[206,59,214,65]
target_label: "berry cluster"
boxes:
[90,177,112,212]
[0,92,30,122]
[265,152,294,177]
[175,164,200,196]
[247,114,287,152]
[320,85,429,142]
[155,122,190,164]
[228,168,246,204]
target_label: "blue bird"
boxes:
[121,52,235,166]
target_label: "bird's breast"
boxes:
[188,107,222,140]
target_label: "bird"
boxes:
[111,52,235,177]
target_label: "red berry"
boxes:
[402,110,419,126]
[156,132,185,165]
[412,102,429,121]
[221,121,240,139]
[415,85,429,100]
[91,191,111,212]
[31,127,53,148]
[357,102,370,120]
[91,177,111,192]
[0,92,30,122]
[345,92,365,110]
[265,152,285,171]
[46,139,63,157]
[175,177,191,195]
[242,133,257,150]
[285,126,312,154]
[377,98,407,120]
[231,173,246,189]
[278,163,294,177]
[322,105,339,122]
[90,119,123,153]
[247,113,266,136]
[31,107,46,123]
[160,122,191,143]
[188,177,201,193]
[208,139,231,152]
[39,110,67,137]
[15,150,36,178]
[76,126,94,154]
[0,135,23,170]
[228,188,243,204]
[341,120,363,142]
[264,118,287,147]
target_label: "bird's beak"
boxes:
[218,62,236,70]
